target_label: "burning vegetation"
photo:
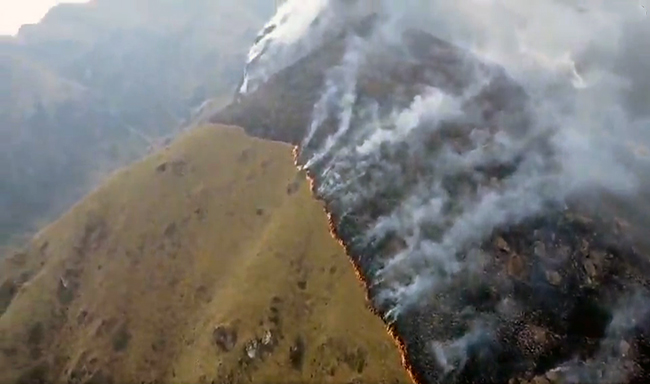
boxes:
[213,6,650,384]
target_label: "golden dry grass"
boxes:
[0,124,409,384]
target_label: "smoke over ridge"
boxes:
[233,1,650,383]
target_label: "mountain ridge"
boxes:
[0,123,410,384]
[212,11,650,383]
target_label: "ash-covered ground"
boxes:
[213,1,650,383]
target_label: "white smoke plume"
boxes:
[241,0,650,381]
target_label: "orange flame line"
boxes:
[293,145,422,384]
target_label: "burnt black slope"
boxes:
[333,205,650,384]
[212,17,650,384]
[213,17,526,147]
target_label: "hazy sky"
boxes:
[0,0,87,35]
[0,0,646,36]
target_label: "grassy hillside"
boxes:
[0,124,409,384]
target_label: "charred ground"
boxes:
[212,14,650,384]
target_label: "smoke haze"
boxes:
[239,0,650,382]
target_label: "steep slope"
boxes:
[213,7,650,384]
[0,53,84,117]
[0,0,274,244]
[0,52,144,245]
[0,124,409,384]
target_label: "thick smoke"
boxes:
[242,0,650,382]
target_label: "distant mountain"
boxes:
[0,0,274,244]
